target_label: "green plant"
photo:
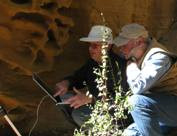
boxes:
[74,13,132,136]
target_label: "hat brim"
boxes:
[80,37,112,44]
[113,36,130,47]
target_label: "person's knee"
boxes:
[71,110,83,126]
[71,108,91,127]
[129,94,142,107]
[129,94,153,110]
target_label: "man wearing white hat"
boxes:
[114,23,177,136]
[54,25,128,126]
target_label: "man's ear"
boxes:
[137,36,146,45]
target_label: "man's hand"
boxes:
[54,80,69,97]
[65,87,92,109]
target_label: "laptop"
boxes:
[32,73,63,104]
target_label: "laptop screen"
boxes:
[32,73,62,103]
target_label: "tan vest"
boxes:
[140,39,177,95]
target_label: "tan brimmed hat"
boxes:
[113,23,148,47]
[80,25,113,44]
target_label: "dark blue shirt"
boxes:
[65,51,128,98]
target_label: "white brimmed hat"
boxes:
[113,23,148,47]
[80,25,113,44]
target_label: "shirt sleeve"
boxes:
[64,61,90,89]
[126,52,172,94]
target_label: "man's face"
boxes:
[118,37,147,60]
[118,40,136,59]
[89,42,102,62]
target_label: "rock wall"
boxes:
[0,0,75,75]
[0,0,177,135]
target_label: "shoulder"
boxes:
[143,47,171,67]
[148,48,167,57]
[146,39,170,59]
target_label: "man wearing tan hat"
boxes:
[114,23,177,136]
[54,25,128,126]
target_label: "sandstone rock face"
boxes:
[0,0,74,75]
[0,0,176,135]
